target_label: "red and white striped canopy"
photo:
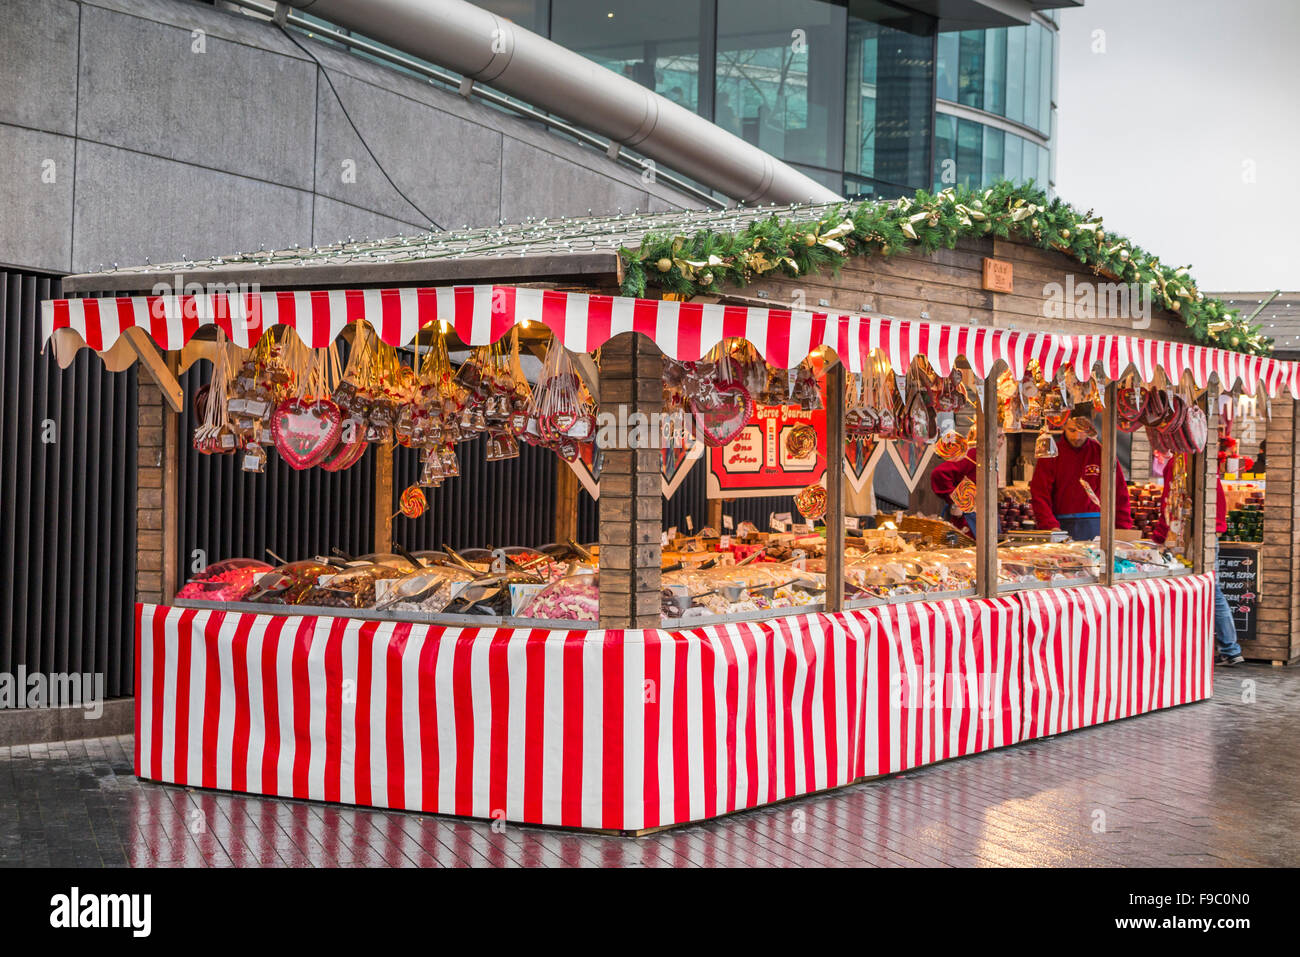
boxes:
[42,283,1298,397]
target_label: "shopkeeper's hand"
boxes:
[950,508,964,518]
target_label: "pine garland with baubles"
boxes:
[618,180,1270,356]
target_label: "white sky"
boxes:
[1054,0,1300,291]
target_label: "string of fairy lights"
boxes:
[86,203,825,276]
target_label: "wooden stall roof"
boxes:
[60,203,837,295]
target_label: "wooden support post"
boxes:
[825,361,846,612]
[1191,385,1217,575]
[598,333,663,628]
[127,329,184,413]
[554,460,580,544]
[161,353,181,602]
[374,441,394,554]
[975,371,999,599]
[707,498,723,535]
[1099,381,1118,587]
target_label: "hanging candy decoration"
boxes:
[795,483,828,521]
[529,336,597,450]
[934,426,969,461]
[398,485,427,519]
[792,358,823,411]
[272,394,343,469]
[1034,425,1058,460]
[193,330,239,455]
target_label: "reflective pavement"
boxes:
[2,664,1296,867]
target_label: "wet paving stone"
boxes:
[1,663,1296,867]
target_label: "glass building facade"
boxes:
[470,1,1061,199]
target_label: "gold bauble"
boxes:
[656,258,672,273]
[1060,228,1071,239]
[700,271,714,286]
[804,233,817,247]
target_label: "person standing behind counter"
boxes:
[1029,411,1134,540]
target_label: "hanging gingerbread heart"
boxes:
[692,380,754,447]
[272,397,343,469]
[550,409,578,434]
[320,417,368,472]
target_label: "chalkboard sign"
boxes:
[1216,545,1261,645]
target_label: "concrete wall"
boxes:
[0,0,696,276]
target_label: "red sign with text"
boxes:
[707,402,827,498]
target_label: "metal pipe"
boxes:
[282,0,843,205]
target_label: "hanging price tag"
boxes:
[845,516,860,531]
[685,515,694,532]
[775,512,793,527]
[719,534,731,549]
[667,526,678,542]
[723,514,734,531]
[661,531,670,547]
[770,515,787,533]
[793,523,813,535]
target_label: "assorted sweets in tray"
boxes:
[173,518,1190,626]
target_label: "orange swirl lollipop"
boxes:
[399,485,427,519]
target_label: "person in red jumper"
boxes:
[931,427,1003,535]
[1150,453,1243,665]
[1030,413,1134,540]
[931,447,977,533]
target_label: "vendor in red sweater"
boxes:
[931,447,977,533]
[930,426,1003,535]
[1029,412,1134,540]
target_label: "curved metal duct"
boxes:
[282,0,843,206]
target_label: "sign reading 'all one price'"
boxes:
[707,402,826,498]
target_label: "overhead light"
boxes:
[607,11,614,17]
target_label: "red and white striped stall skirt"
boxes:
[134,574,1212,831]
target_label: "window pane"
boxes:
[957,30,984,108]
[984,28,1007,117]
[716,0,848,170]
[1003,132,1022,183]
[1024,23,1041,136]
[936,33,959,101]
[981,125,1004,187]
[1022,140,1038,184]
[1038,142,1049,188]
[933,113,956,189]
[845,1,934,191]
[1005,25,1025,125]
[956,118,982,189]
[553,0,703,112]
[1040,26,1055,135]
[473,0,550,36]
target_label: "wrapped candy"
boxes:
[520,573,599,621]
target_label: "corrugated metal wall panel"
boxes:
[0,271,138,703]
[392,439,559,550]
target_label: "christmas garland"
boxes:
[618,180,1269,356]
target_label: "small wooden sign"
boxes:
[982,257,1014,293]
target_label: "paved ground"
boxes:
[2,663,1297,867]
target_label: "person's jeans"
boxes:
[1213,543,1242,658]
[1057,512,1102,540]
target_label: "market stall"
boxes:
[41,187,1300,831]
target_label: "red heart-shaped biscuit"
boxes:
[272,397,343,470]
[320,417,368,472]
[692,381,754,448]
